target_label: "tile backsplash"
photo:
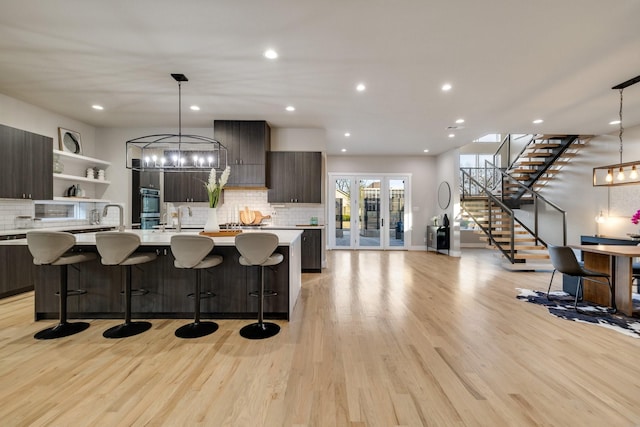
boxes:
[0,190,324,232]
[166,190,325,227]
[0,199,123,232]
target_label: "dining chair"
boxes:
[547,244,616,314]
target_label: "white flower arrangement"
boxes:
[204,166,230,208]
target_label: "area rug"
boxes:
[516,288,640,339]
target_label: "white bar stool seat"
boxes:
[27,231,96,339]
[171,234,223,338]
[235,232,283,339]
[95,232,156,338]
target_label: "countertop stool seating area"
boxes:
[26,231,97,340]
[235,232,283,340]
[547,244,617,314]
[95,232,157,338]
[170,235,223,338]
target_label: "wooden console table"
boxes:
[570,244,639,316]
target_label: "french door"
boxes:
[329,174,409,249]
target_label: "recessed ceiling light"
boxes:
[423,149,429,153]
[356,83,366,92]
[442,83,452,91]
[341,148,347,152]
[92,105,103,110]
[610,120,621,125]
[264,49,278,59]
[190,105,200,111]
[455,118,465,124]
[344,132,351,137]
[286,106,295,112]
[533,119,544,124]
[448,133,455,138]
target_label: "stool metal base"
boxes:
[175,321,219,339]
[103,321,152,339]
[34,321,90,340]
[240,322,280,340]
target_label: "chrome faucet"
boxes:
[160,211,168,232]
[176,205,192,232]
[103,204,125,232]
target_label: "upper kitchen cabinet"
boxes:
[268,151,322,203]
[213,120,271,187]
[0,124,53,200]
[163,171,209,203]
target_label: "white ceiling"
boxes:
[1,0,639,156]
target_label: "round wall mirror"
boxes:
[438,181,451,209]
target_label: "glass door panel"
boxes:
[387,178,405,248]
[334,178,351,247]
[358,178,381,248]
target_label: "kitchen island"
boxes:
[1,229,302,321]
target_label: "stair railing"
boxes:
[460,168,517,262]
[483,160,567,246]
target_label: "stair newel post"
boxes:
[510,214,515,261]
[562,211,567,246]
[533,194,539,246]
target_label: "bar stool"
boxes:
[95,232,156,338]
[235,232,282,339]
[170,235,223,338]
[27,231,96,339]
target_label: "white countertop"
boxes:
[158,224,325,231]
[0,224,115,237]
[0,228,303,247]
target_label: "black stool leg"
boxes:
[240,265,280,340]
[103,265,152,339]
[34,265,89,340]
[175,269,218,338]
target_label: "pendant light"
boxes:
[593,74,640,186]
[126,74,228,172]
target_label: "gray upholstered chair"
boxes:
[27,231,97,339]
[235,232,283,339]
[95,232,157,338]
[170,234,223,338]
[547,244,616,313]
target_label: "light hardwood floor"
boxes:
[1,249,639,426]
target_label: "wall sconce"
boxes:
[593,74,640,186]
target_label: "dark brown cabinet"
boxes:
[213,120,271,187]
[33,245,292,320]
[131,159,160,190]
[301,229,322,272]
[267,151,322,203]
[0,124,53,200]
[163,171,209,202]
[0,246,34,298]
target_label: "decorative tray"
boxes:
[199,230,243,237]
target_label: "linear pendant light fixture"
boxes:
[593,74,640,186]
[126,74,227,172]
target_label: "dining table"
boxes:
[570,244,639,316]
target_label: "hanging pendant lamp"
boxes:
[126,74,227,172]
[593,74,640,186]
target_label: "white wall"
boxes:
[326,155,437,249]
[0,92,97,155]
[271,128,326,151]
[435,149,461,256]
[541,125,640,244]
